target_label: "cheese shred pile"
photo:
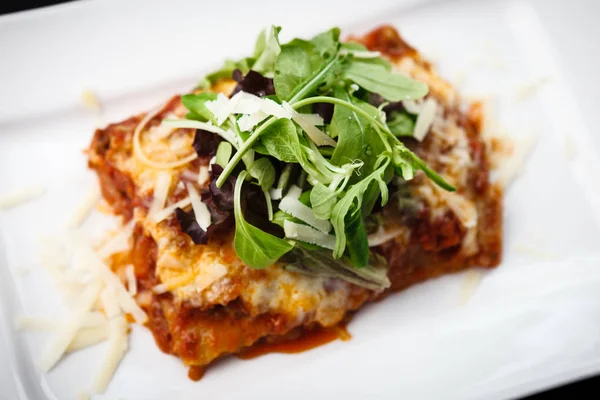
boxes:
[19,216,145,395]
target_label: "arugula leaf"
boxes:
[248,157,276,220]
[287,56,342,103]
[237,127,270,155]
[387,111,415,137]
[330,86,370,166]
[407,151,455,191]
[344,206,369,267]
[260,118,302,163]
[196,58,253,89]
[344,60,428,101]
[310,27,340,59]
[215,142,232,167]
[309,183,338,220]
[329,88,389,187]
[330,156,390,259]
[252,26,281,78]
[182,92,218,122]
[274,45,314,101]
[195,26,280,89]
[248,158,276,191]
[234,171,293,269]
[340,42,392,70]
[253,29,267,58]
[285,245,390,290]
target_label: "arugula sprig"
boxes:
[178,26,454,279]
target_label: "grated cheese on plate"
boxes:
[0,184,46,210]
[92,316,128,394]
[81,89,102,112]
[39,280,103,372]
[66,185,101,229]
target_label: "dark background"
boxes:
[1,1,599,399]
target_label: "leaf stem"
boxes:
[216,116,277,187]
[292,96,393,151]
[288,57,340,103]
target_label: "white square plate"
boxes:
[2,0,600,399]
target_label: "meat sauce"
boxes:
[185,324,351,382]
[237,324,351,360]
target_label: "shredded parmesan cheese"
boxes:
[68,325,110,353]
[282,102,335,147]
[92,316,128,394]
[238,110,269,132]
[186,183,211,230]
[367,227,403,247]
[125,265,137,296]
[96,221,135,260]
[162,118,238,146]
[402,100,422,114]
[279,195,331,233]
[284,220,336,250]
[76,391,90,400]
[39,280,103,372]
[81,89,101,112]
[458,269,483,305]
[152,283,169,295]
[515,77,550,101]
[16,313,105,332]
[151,197,192,223]
[132,104,198,170]
[148,172,172,217]
[269,188,283,200]
[66,186,101,229]
[197,165,210,186]
[0,184,45,210]
[514,244,561,261]
[76,238,147,324]
[15,316,58,332]
[100,286,120,319]
[412,98,437,141]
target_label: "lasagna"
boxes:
[87,25,502,375]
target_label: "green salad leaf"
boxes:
[344,60,429,101]
[387,111,415,137]
[215,142,232,167]
[309,182,338,220]
[274,44,315,101]
[331,156,390,260]
[196,58,253,89]
[252,26,282,77]
[260,118,302,163]
[285,245,390,290]
[182,92,218,122]
[248,158,276,191]
[233,171,293,269]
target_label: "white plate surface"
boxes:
[1,0,600,399]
